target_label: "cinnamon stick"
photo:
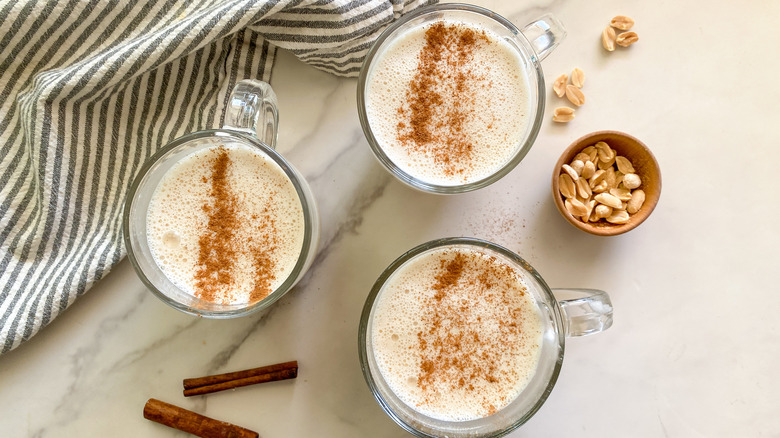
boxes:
[184,368,297,397]
[183,361,298,397]
[143,398,258,438]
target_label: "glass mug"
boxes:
[123,80,320,317]
[357,4,566,194]
[358,238,613,437]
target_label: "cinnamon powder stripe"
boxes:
[192,147,279,304]
[194,147,239,302]
[396,22,489,177]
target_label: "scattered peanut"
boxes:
[610,16,634,30]
[616,31,639,47]
[602,26,616,51]
[565,85,585,106]
[603,16,640,52]
[558,140,647,225]
[553,74,568,97]
[551,68,586,124]
[552,107,575,123]
[571,68,585,88]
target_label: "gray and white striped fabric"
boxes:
[0,0,435,354]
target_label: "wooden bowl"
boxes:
[552,130,661,236]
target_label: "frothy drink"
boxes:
[146,143,305,305]
[370,246,543,421]
[365,19,531,186]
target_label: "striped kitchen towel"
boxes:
[0,0,435,354]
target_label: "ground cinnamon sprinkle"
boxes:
[249,207,278,302]
[194,148,239,302]
[415,250,530,416]
[396,22,489,177]
[432,253,466,300]
[192,147,278,304]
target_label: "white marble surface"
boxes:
[2,0,779,436]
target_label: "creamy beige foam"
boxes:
[370,246,543,421]
[146,143,305,305]
[365,19,531,186]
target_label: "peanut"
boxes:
[622,173,642,189]
[606,210,629,224]
[581,160,596,179]
[615,156,635,174]
[553,74,568,97]
[565,85,585,107]
[602,26,616,51]
[594,193,623,209]
[576,177,592,198]
[559,174,575,198]
[559,141,649,226]
[571,68,585,88]
[570,159,585,176]
[616,31,639,47]
[552,107,575,123]
[562,164,579,181]
[610,16,635,31]
[627,189,646,214]
[594,204,612,219]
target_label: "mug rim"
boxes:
[358,237,566,437]
[122,129,316,318]
[356,3,547,194]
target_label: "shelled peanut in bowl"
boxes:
[559,142,643,224]
[552,131,661,236]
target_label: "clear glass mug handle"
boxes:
[222,79,279,149]
[520,14,566,61]
[552,288,613,337]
